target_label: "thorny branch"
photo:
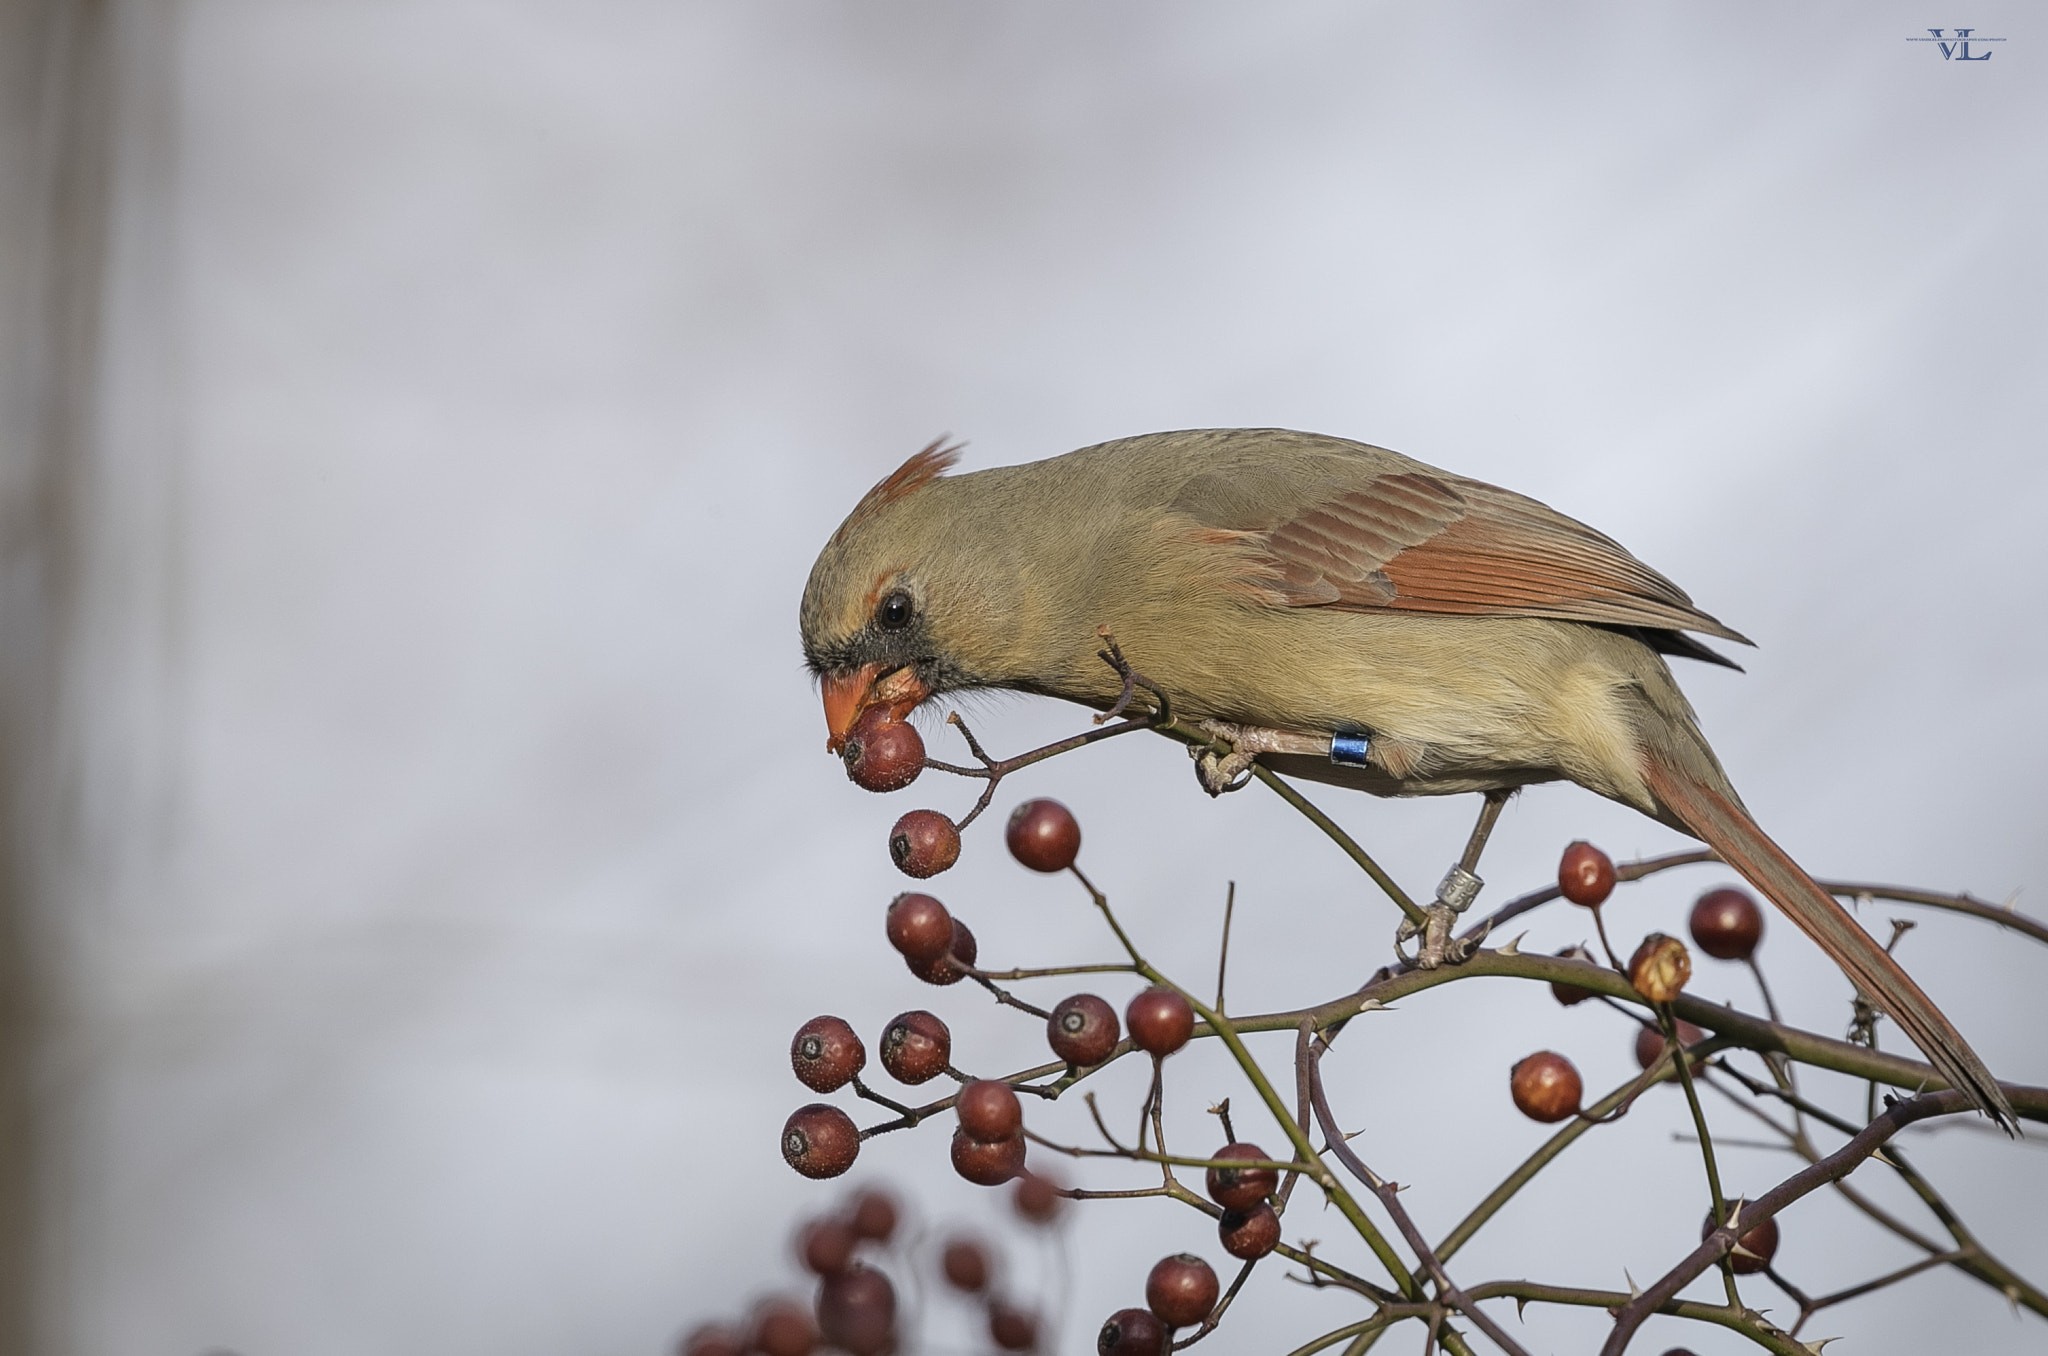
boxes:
[817,680,2045,1354]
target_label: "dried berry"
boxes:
[1126,987,1194,1057]
[751,1298,819,1356]
[1047,993,1120,1066]
[816,1264,896,1356]
[1145,1252,1219,1329]
[1006,798,1081,872]
[791,1016,866,1094]
[1690,887,1765,961]
[1633,1019,1707,1071]
[1629,932,1692,1003]
[957,1080,1024,1143]
[848,1187,898,1243]
[879,1009,952,1084]
[885,892,954,963]
[782,1104,860,1179]
[906,918,978,985]
[1218,1202,1281,1260]
[1097,1308,1166,1356]
[1558,840,1616,907]
[989,1301,1039,1351]
[951,1128,1026,1186]
[798,1215,858,1275]
[1204,1142,1279,1210]
[842,707,925,792]
[889,809,961,879]
[1703,1206,1780,1274]
[682,1323,746,1356]
[1013,1171,1064,1225]
[941,1236,991,1292]
[1509,1051,1582,1123]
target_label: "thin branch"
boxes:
[1819,879,2048,947]
[1602,1089,2029,1356]
[1216,881,1236,1015]
[1306,1040,1534,1356]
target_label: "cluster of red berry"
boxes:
[1506,842,1773,1124]
[680,1181,1062,1356]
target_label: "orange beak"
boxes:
[822,663,933,753]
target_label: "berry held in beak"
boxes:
[822,662,932,754]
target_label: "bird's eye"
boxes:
[876,591,914,630]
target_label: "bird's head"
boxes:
[800,439,990,753]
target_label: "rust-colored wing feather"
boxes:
[1249,467,1750,645]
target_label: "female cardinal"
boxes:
[798,427,2010,1125]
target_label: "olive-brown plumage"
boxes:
[799,428,2010,1126]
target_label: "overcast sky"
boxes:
[50,4,2047,1354]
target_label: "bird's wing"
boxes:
[1177,456,1750,645]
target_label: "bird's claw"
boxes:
[1192,742,1257,795]
[1397,866,1490,969]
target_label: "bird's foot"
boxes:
[1397,865,1489,968]
[1190,720,1326,796]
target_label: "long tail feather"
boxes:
[1641,749,2014,1130]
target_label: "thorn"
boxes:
[1497,931,1527,956]
[1871,1147,1898,1167]
[1624,1269,1640,1301]
[1804,1338,1840,1354]
[1207,1099,1230,1117]
[2006,1285,2021,1316]
[1343,1127,1366,1141]
[1514,1296,1528,1322]
[1357,998,1391,1014]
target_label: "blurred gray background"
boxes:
[3,3,2044,1353]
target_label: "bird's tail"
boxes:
[1640,747,2014,1130]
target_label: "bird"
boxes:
[798,426,2011,1126]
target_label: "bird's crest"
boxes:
[831,437,963,547]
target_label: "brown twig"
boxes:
[1601,1088,2042,1355]
[1305,1039,1535,1356]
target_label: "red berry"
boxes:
[1006,798,1081,872]
[1549,944,1599,1006]
[682,1323,746,1356]
[941,1236,991,1292]
[1634,1019,1707,1071]
[889,809,960,878]
[815,1264,896,1356]
[1097,1308,1166,1356]
[1558,840,1616,907]
[1509,1051,1582,1123]
[989,1301,1039,1351]
[1047,993,1120,1066]
[798,1215,858,1275]
[906,918,977,985]
[885,892,953,963]
[1126,987,1194,1057]
[1145,1252,1219,1329]
[791,1016,866,1093]
[751,1298,818,1356]
[1690,887,1764,961]
[879,1009,952,1084]
[950,1128,1026,1186]
[1204,1142,1279,1210]
[957,1080,1024,1143]
[848,1187,898,1243]
[781,1104,860,1179]
[1703,1207,1780,1274]
[1218,1202,1281,1260]
[1013,1171,1065,1225]
[842,707,925,792]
